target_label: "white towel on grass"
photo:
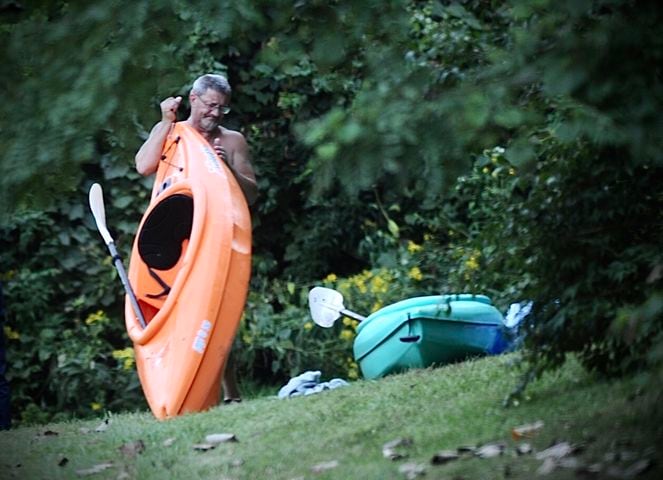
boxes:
[278,371,349,398]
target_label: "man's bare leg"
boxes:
[222,353,241,403]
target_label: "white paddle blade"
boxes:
[308,287,347,327]
[88,183,113,245]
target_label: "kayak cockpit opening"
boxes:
[136,193,194,322]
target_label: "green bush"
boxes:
[0,159,149,424]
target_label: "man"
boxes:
[135,73,256,403]
[136,73,257,205]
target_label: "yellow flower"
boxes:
[508,167,516,175]
[340,329,355,341]
[482,166,490,174]
[112,347,134,360]
[324,273,338,283]
[242,334,253,344]
[342,317,360,329]
[407,240,423,254]
[337,280,351,297]
[348,368,359,380]
[408,266,423,281]
[464,250,481,271]
[465,257,479,271]
[347,358,360,380]
[370,274,389,295]
[371,301,383,313]
[90,402,103,411]
[112,347,135,370]
[0,270,16,281]
[303,322,314,331]
[3,326,19,340]
[85,310,107,325]
[423,233,433,242]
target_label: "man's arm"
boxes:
[135,96,181,176]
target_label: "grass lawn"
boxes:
[1,354,661,479]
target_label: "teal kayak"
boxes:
[353,294,506,379]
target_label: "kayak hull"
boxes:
[125,123,251,419]
[353,294,505,380]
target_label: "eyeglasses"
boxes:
[197,96,231,114]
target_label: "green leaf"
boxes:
[387,219,400,238]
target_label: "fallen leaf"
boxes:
[516,443,533,455]
[205,433,238,444]
[603,451,618,463]
[75,462,114,476]
[34,430,59,440]
[163,437,176,447]
[383,448,405,461]
[311,460,339,473]
[646,263,662,283]
[535,442,574,460]
[606,465,627,478]
[622,459,651,478]
[430,450,459,465]
[457,445,477,455]
[382,437,413,460]
[94,419,110,433]
[475,442,505,458]
[577,463,603,475]
[536,457,557,476]
[398,462,426,479]
[119,440,145,458]
[616,450,638,462]
[511,420,544,440]
[558,456,582,469]
[192,443,216,451]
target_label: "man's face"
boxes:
[190,89,229,133]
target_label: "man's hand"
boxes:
[213,138,229,164]
[160,96,182,123]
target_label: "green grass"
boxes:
[2,355,662,479]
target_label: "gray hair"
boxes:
[191,74,232,97]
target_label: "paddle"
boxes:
[308,286,366,327]
[88,183,147,329]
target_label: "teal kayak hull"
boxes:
[353,294,505,379]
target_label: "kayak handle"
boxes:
[399,335,421,343]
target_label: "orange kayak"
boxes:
[124,122,251,419]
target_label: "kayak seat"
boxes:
[137,194,193,298]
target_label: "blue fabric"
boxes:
[278,371,349,398]
[490,301,533,354]
[0,282,11,430]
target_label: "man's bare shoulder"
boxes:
[219,126,246,138]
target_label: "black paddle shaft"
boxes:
[107,241,147,329]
